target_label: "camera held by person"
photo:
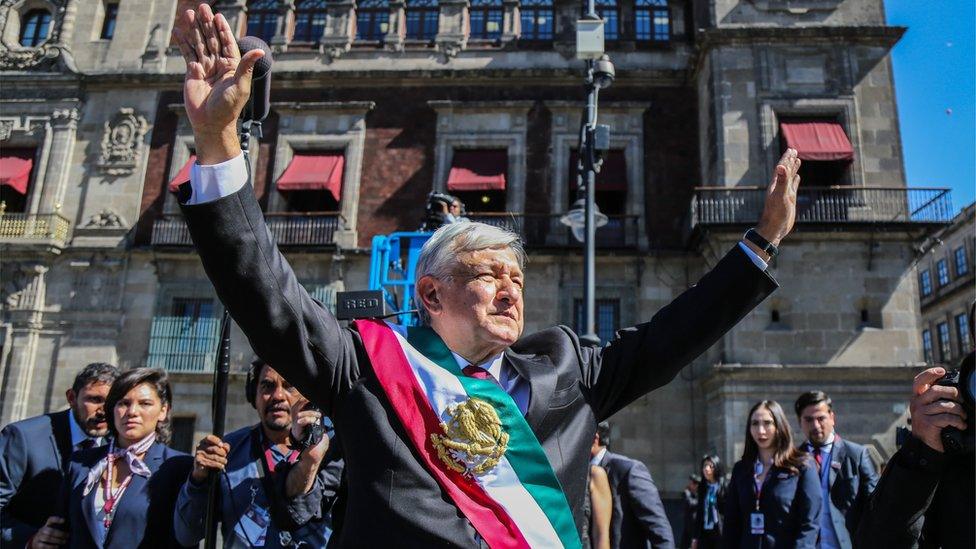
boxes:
[419,192,458,232]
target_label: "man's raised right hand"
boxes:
[910,367,967,453]
[190,434,231,483]
[173,4,264,165]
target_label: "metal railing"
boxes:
[146,316,222,373]
[151,212,344,247]
[691,186,953,227]
[0,212,72,246]
[467,213,641,248]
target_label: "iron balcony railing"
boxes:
[146,316,222,373]
[0,211,72,246]
[691,186,953,227]
[151,212,344,247]
[467,213,640,248]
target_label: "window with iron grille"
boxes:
[20,9,52,47]
[469,0,503,40]
[147,298,221,373]
[919,269,932,297]
[574,299,620,345]
[954,246,969,277]
[937,321,951,363]
[519,0,553,40]
[634,0,668,42]
[596,0,618,40]
[922,329,934,363]
[406,0,439,40]
[246,0,279,42]
[956,313,971,355]
[937,258,950,286]
[356,0,390,41]
[294,0,328,42]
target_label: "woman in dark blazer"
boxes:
[723,400,821,549]
[691,453,727,549]
[59,368,192,548]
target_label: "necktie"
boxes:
[462,365,502,389]
[77,438,96,451]
[813,446,823,470]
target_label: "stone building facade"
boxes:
[0,0,956,511]
[917,202,975,366]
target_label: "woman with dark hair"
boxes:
[723,400,821,548]
[691,454,726,549]
[58,368,193,548]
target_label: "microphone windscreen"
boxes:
[237,36,274,78]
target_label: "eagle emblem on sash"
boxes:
[431,398,509,476]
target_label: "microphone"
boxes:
[238,36,273,123]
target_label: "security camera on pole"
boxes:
[561,5,615,348]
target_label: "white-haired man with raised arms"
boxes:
[172,4,801,546]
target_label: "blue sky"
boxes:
[885,0,976,211]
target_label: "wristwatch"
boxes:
[744,228,778,258]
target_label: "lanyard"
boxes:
[752,460,768,511]
[102,445,135,527]
[262,445,299,475]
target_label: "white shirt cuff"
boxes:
[186,153,248,205]
[738,241,769,271]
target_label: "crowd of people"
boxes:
[0,3,972,547]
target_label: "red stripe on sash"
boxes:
[355,319,530,548]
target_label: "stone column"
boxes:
[435,0,468,58]
[37,108,80,214]
[323,0,356,60]
[215,0,248,36]
[272,0,295,50]
[501,0,519,43]
[0,263,48,424]
[384,0,406,51]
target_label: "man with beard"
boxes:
[0,362,119,548]
[175,360,343,548]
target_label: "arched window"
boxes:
[356,0,389,42]
[294,0,327,43]
[245,0,278,42]
[519,0,553,40]
[469,0,503,40]
[595,0,618,41]
[405,0,438,41]
[19,9,52,47]
[635,0,669,42]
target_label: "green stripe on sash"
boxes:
[408,327,582,549]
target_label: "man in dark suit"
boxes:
[591,422,675,548]
[794,391,878,549]
[172,5,800,544]
[0,362,119,547]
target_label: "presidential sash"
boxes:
[354,319,581,549]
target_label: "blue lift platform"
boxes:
[367,231,432,326]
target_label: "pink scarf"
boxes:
[83,433,157,496]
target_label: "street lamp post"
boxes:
[562,10,614,347]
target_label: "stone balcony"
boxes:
[151,212,344,249]
[0,211,72,252]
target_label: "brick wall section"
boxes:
[134,91,181,245]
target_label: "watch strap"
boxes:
[744,228,778,257]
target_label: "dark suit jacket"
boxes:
[60,442,192,548]
[180,186,777,546]
[598,450,675,548]
[800,437,878,548]
[0,409,76,546]
[692,480,727,539]
[723,458,821,549]
[855,434,975,549]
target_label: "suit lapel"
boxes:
[503,348,556,429]
[103,442,164,548]
[828,438,845,489]
[81,472,102,548]
[51,410,74,470]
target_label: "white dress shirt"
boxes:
[590,447,608,466]
[450,351,530,415]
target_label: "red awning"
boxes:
[447,150,507,191]
[569,150,627,191]
[167,154,196,192]
[277,152,344,201]
[0,149,35,195]
[780,119,854,162]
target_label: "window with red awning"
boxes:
[167,154,197,192]
[276,152,345,202]
[0,148,35,196]
[447,149,507,191]
[779,119,854,162]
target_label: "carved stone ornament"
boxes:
[98,109,148,175]
[0,0,78,72]
[436,39,464,60]
[0,119,12,141]
[84,209,128,229]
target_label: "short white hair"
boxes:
[415,221,526,325]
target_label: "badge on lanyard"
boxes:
[750,512,765,535]
[235,484,270,546]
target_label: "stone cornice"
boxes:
[696,25,906,49]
